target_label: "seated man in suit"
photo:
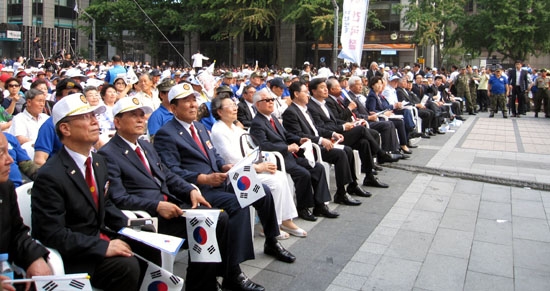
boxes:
[31,93,143,290]
[306,78,390,188]
[250,88,340,221]
[282,81,369,205]
[0,133,52,291]
[98,97,229,291]
[345,76,405,154]
[237,85,257,129]
[154,84,295,291]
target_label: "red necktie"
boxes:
[190,124,209,159]
[135,147,152,175]
[270,118,279,134]
[85,157,110,241]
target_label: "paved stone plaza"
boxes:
[174,111,550,291]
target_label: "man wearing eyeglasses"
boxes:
[250,88,340,221]
[32,93,146,290]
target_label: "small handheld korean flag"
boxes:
[227,153,266,208]
[126,66,139,84]
[33,273,92,291]
[139,259,183,291]
[186,209,222,263]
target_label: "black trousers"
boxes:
[510,86,525,115]
[369,120,398,152]
[287,157,332,208]
[321,146,355,192]
[158,204,229,291]
[341,126,374,173]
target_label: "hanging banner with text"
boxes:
[338,0,369,65]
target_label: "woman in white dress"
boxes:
[210,94,307,238]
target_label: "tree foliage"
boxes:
[400,0,468,66]
[456,0,550,62]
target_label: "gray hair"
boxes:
[25,88,46,100]
[252,88,270,104]
[348,76,361,85]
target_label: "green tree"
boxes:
[456,0,550,62]
[400,0,468,67]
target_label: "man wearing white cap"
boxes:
[155,83,295,291]
[99,97,230,290]
[32,93,143,290]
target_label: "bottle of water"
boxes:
[0,253,14,280]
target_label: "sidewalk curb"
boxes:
[385,163,550,191]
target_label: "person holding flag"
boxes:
[154,83,296,291]
[98,97,229,290]
[31,93,150,290]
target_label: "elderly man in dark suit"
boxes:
[250,88,339,221]
[31,93,142,290]
[282,81,368,206]
[237,85,257,129]
[306,78,391,188]
[98,97,229,291]
[0,133,52,291]
[154,84,295,291]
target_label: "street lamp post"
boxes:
[80,9,96,60]
[331,0,339,73]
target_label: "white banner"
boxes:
[338,0,369,65]
[139,260,184,291]
[185,209,222,263]
[228,153,266,208]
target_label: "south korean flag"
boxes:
[228,153,266,208]
[185,209,222,263]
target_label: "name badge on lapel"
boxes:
[205,140,213,150]
[104,181,110,197]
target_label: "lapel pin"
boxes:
[125,150,129,155]
[95,162,99,166]
[179,131,183,135]
[71,170,76,175]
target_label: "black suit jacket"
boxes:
[366,70,383,82]
[326,95,354,122]
[31,148,128,275]
[282,103,333,143]
[508,69,529,91]
[347,91,370,119]
[249,113,301,168]
[0,181,49,270]
[98,134,194,216]
[237,100,254,128]
[307,99,346,133]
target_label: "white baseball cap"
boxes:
[112,96,153,116]
[52,93,106,125]
[168,83,199,103]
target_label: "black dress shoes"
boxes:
[334,192,362,205]
[435,129,446,134]
[468,112,477,115]
[297,208,317,221]
[420,133,431,139]
[363,176,389,188]
[373,164,383,171]
[313,205,340,218]
[378,152,400,164]
[400,147,412,155]
[347,185,372,197]
[264,241,296,263]
[428,129,436,136]
[455,115,466,121]
[400,154,410,160]
[223,272,265,291]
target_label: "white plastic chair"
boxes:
[16,182,66,275]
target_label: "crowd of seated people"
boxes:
[0,56,485,291]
